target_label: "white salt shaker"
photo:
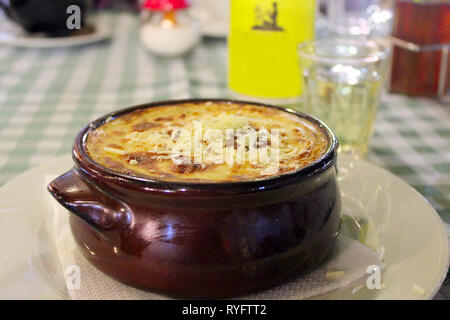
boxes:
[140,0,200,57]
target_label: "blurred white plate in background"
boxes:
[190,0,229,38]
[0,16,110,48]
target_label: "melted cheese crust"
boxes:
[85,102,328,182]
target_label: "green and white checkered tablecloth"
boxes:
[0,13,448,299]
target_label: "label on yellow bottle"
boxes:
[228,0,316,99]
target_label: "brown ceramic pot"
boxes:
[48,99,341,298]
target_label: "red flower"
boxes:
[142,0,190,11]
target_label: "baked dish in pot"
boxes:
[48,99,341,298]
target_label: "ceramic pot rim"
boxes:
[72,99,338,191]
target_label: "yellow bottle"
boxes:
[228,0,316,102]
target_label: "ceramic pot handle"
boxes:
[48,168,129,232]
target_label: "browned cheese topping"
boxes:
[85,102,328,182]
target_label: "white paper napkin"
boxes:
[46,175,382,300]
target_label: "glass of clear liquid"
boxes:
[326,0,394,38]
[298,39,390,158]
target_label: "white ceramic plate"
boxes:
[197,18,228,38]
[0,154,448,299]
[0,20,111,49]
[189,1,229,38]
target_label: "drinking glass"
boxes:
[298,38,390,158]
[327,0,394,38]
